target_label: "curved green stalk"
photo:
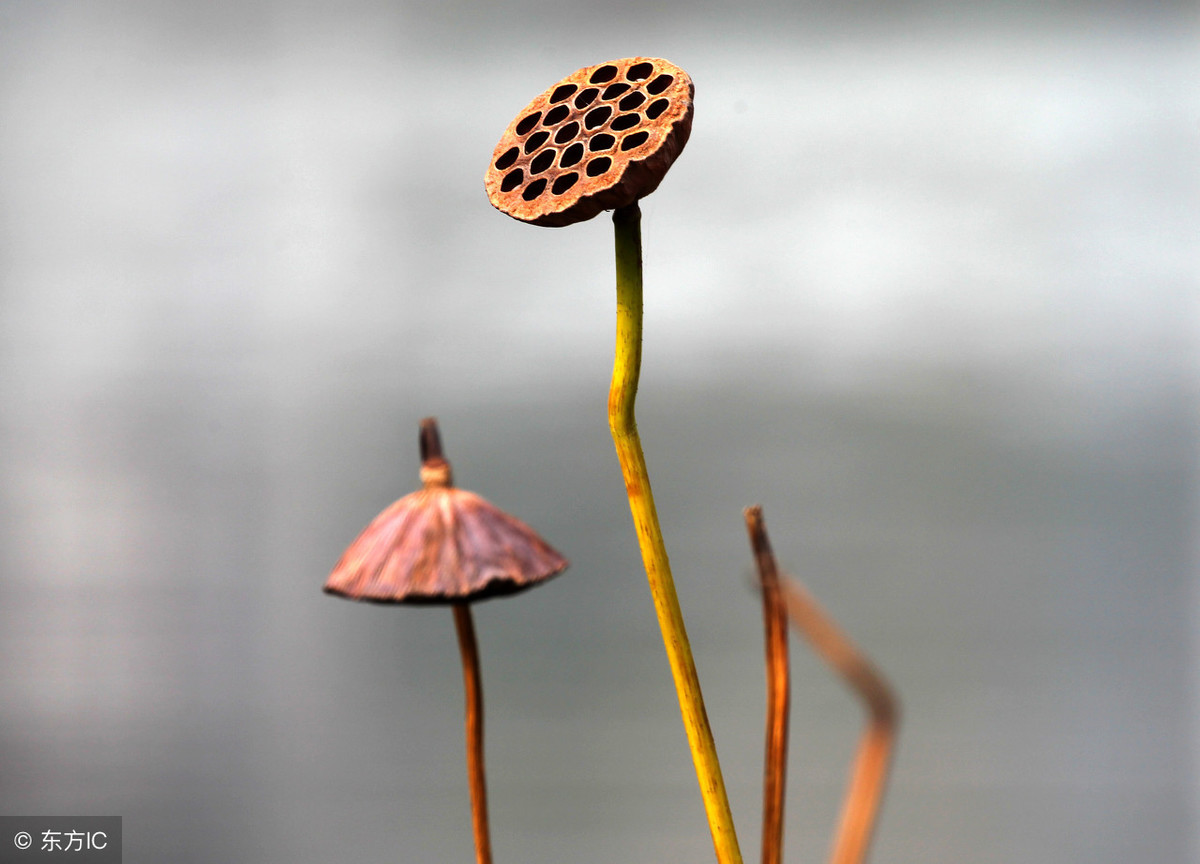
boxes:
[608,202,743,864]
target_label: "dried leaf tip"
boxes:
[419,417,452,488]
[324,417,568,605]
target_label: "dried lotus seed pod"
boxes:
[486,57,694,228]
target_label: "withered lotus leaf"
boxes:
[324,420,567,604]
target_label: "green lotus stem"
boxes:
[608,202,743,864]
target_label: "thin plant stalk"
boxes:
[609,202,743,864]
[744,507,790,864]
[748,520,897,864]
[453,602,492,864]
[779,577,897,864]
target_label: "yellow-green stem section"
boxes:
[609,203,743,864]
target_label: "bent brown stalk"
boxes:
[783,576,898,864]
[744,506,899,864]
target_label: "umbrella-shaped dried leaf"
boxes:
[324,421,568,604]
[486,57,694,227]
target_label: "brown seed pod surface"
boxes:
[486,57,694,227]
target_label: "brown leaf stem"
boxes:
[743,506,899,864]
[453,603,492,864]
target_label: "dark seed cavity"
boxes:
[543,104,570,126]
[530,148,555,175]
[646,73,674,95]
[516,112,542,136]
[552,172,579,195]
[645,98,670,120]
[501,169,524,192]
[554,121,580,145]
[611,113,640,132]
[589,65,618,84]
[620,131,650,151]
[588,133,616,152]
[586,157,612,177]
[602,83,630,101]
[494,147,520,171]
[626,62,654,81]
[584,105,612,130]
[550,83,577,103]
[522,178,547,201]
[523,130,550,154]
[559,142,584,167]
[618,92,646,111]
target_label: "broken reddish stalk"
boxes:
[744,506,790,864]
[744,506,899,864]
[453,602,491,864]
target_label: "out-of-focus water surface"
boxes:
[1,2,1196,862]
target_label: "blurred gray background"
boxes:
[1,1,1196,862]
